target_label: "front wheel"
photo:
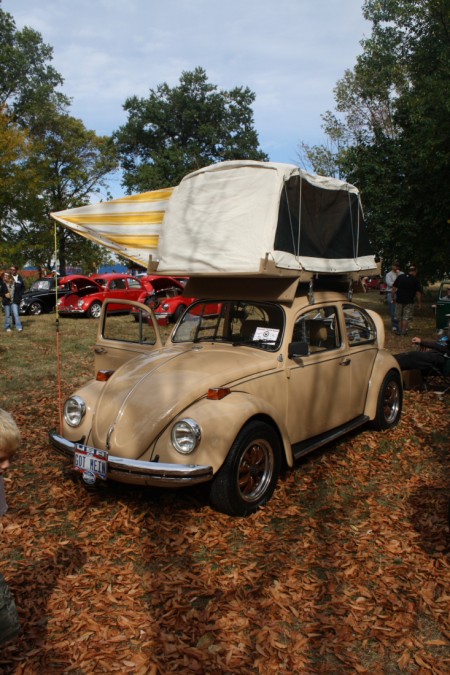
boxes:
[370,370,402,430]
[209,421,281,516]
[87,302,102,319]
[29,301,43,316]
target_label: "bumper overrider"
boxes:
[49,430,213,487]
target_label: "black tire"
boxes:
[87,302,102,319]
[173,304,186,322]
[29,300,43,316]
[370,370,402,430]
[209,421,281,516]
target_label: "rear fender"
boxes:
[364,351,402,420]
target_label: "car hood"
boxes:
[91,345,275,458]
[22,289,52,299]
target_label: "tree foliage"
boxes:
[0,1,119,273]
[114,67,268,193]
[299,0,450,281]
[10,106,119,274]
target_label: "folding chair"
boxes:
[422,357,450,399]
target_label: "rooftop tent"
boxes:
[51,188,175,268]
[155,160,376,276]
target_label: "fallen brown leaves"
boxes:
[0,390,449,674]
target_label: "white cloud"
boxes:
[4,0,370,191]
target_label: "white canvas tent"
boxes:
[155,161,377,277]
[51,160,377,279]
[51,188,175,268]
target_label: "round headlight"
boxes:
[64,396,86,427]
[77,299,84,308]
[171,419,201,454]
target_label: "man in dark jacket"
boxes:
[392,266,422,335]
[9,265,24,332]
[395,335,450,373]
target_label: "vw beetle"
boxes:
[50,276,402,516]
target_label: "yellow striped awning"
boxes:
[50,187,175,267]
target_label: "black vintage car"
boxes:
[19,275,95,315]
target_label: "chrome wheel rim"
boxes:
[237,439,274,503]
[383,380,400,424]
[30,302,42,315]
[90,303,101,318]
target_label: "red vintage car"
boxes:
[364,275,387,293]
[133,275,221,325]
[58,273,145,318]
[132,276,194,325]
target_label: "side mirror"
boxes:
[288,341,309,359]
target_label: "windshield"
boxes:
[31,280,52,291]
[172,300,284,351]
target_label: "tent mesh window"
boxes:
[274,176,373,260]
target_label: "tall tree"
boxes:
[0,0,67,123]
[114,67,268,193]
[0,2,119,272]
[299,0,450,281]
[14,105,119,274]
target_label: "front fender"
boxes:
[153,391,294,474]
[364,350,402,420]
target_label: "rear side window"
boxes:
[343,304,376,345]
[128,278,142,289]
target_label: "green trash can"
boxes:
[435,280,450,331]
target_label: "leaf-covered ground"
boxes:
[0,300,449,674]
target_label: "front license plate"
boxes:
[74,445,108,480]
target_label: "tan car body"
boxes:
[50,283,402,515]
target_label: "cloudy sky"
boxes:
[5,0,370,196]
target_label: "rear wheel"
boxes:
[29,301,43,316]
[210,421,281,516]
[87,302,102,319]
[370,370,402,430]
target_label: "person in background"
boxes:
[395,334,450,373]
[1,271,14,333]
[392,265,422,336]
[8,265,24,332]
[385,261,403,333]
[0,408,21,646]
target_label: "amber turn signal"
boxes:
[207,388,231,400]
[96,370,115,381]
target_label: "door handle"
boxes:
[340,358,351,366]
[94,347,106,354]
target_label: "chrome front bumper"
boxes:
[49,430,213,487]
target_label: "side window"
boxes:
[343,304,376,345]
[103,304,157,344]
[293,306,340,353]
[128,278,142,289]
[113,278,127,290]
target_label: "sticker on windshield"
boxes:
[254,327,279,342]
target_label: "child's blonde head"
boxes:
[0,409,20,458]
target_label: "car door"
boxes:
[126,277,145,301]
[93,299,164,374]
[340,303,378,418]
[104,277,128,312]
[286,304,352,442]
